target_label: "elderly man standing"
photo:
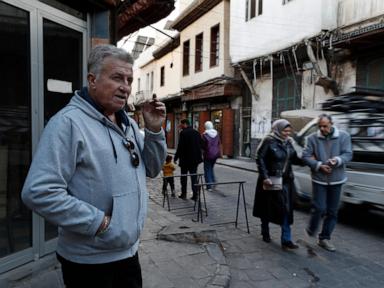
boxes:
[22,45,166,287]
[303,114,352,252]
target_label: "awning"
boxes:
[56,0,175,41]
[117,0,176,39]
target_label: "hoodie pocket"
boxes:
[94,192,139,250]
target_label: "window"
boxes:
[138,77,141,91]
[150,71,154,92]
[210,25,219,67]
[160,66,165,87]
[246,0,263,21]
[195,33,203,72]
[183,40,190,76]
[272,75,301,119]
[357,57,384,90]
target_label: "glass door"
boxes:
[42,18,83,245]
[0,0,32,261]
[37,9,86,256]
[0,0,87,272]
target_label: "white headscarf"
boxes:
[204,121,218,138]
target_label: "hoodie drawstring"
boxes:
[102,118,118,163]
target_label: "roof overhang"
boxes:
[56,0,176,41]
[117,0,176,39]
[153,34,180,59]
[170,0,222,31]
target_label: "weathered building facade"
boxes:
[131,0,244,157]
[168,0,241,157]
[230,0,384,157]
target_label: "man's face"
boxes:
[318,117,332,136]
[88,57,133,116]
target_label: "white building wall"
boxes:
[156,47,182,99]
[130,40,182,105]
[230,0,325,63]
[179,1,232,89]
[337,0,384,28]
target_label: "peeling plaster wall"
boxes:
[301,59,334,110]
[251,77,273,140]
[334,60,356,94]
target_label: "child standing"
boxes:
[162,155,176,197]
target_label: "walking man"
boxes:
[303,113,352,251]
[174,119,202,200]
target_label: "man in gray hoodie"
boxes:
[21,45,167,287]
[302,114,352,252]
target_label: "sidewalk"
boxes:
[7,199,230,288]
[167,148,257,173]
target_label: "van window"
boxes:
[298,124,317,146]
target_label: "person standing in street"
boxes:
[201,121,222,191]
[21,45,167,288]
[174,119,202,200]
[303,113,352,252]
[252,119,301,250]
[162,155,176,197]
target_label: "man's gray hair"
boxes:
[318,113,333,123]
[87,44,134,76]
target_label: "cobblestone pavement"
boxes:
[147,162,384,288]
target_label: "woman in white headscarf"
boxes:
[201,121,222,191]
[252,119,302,250]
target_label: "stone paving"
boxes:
[148,159,384,288]
[4,155,384,288]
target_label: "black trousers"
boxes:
[57,252,142,288]
[162,177,175,192]
[180,164,198,197]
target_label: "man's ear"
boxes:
[87,73,96,89]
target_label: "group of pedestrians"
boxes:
[253,115,352,252]
[20,44,353,288]
[170,119,221,200]
[164,112,353,253]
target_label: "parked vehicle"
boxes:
[283,110,384,210]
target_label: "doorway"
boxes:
[0,0,86,273]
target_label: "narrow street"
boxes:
[148,163,384,288]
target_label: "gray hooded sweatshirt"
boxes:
[302,126,352,185]
[22,91,166,264]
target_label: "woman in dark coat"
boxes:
[252,119,301,250]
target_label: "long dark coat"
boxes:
[174,126,202,167]
[252,135,301,225]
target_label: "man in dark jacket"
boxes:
[174,119,202,200]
